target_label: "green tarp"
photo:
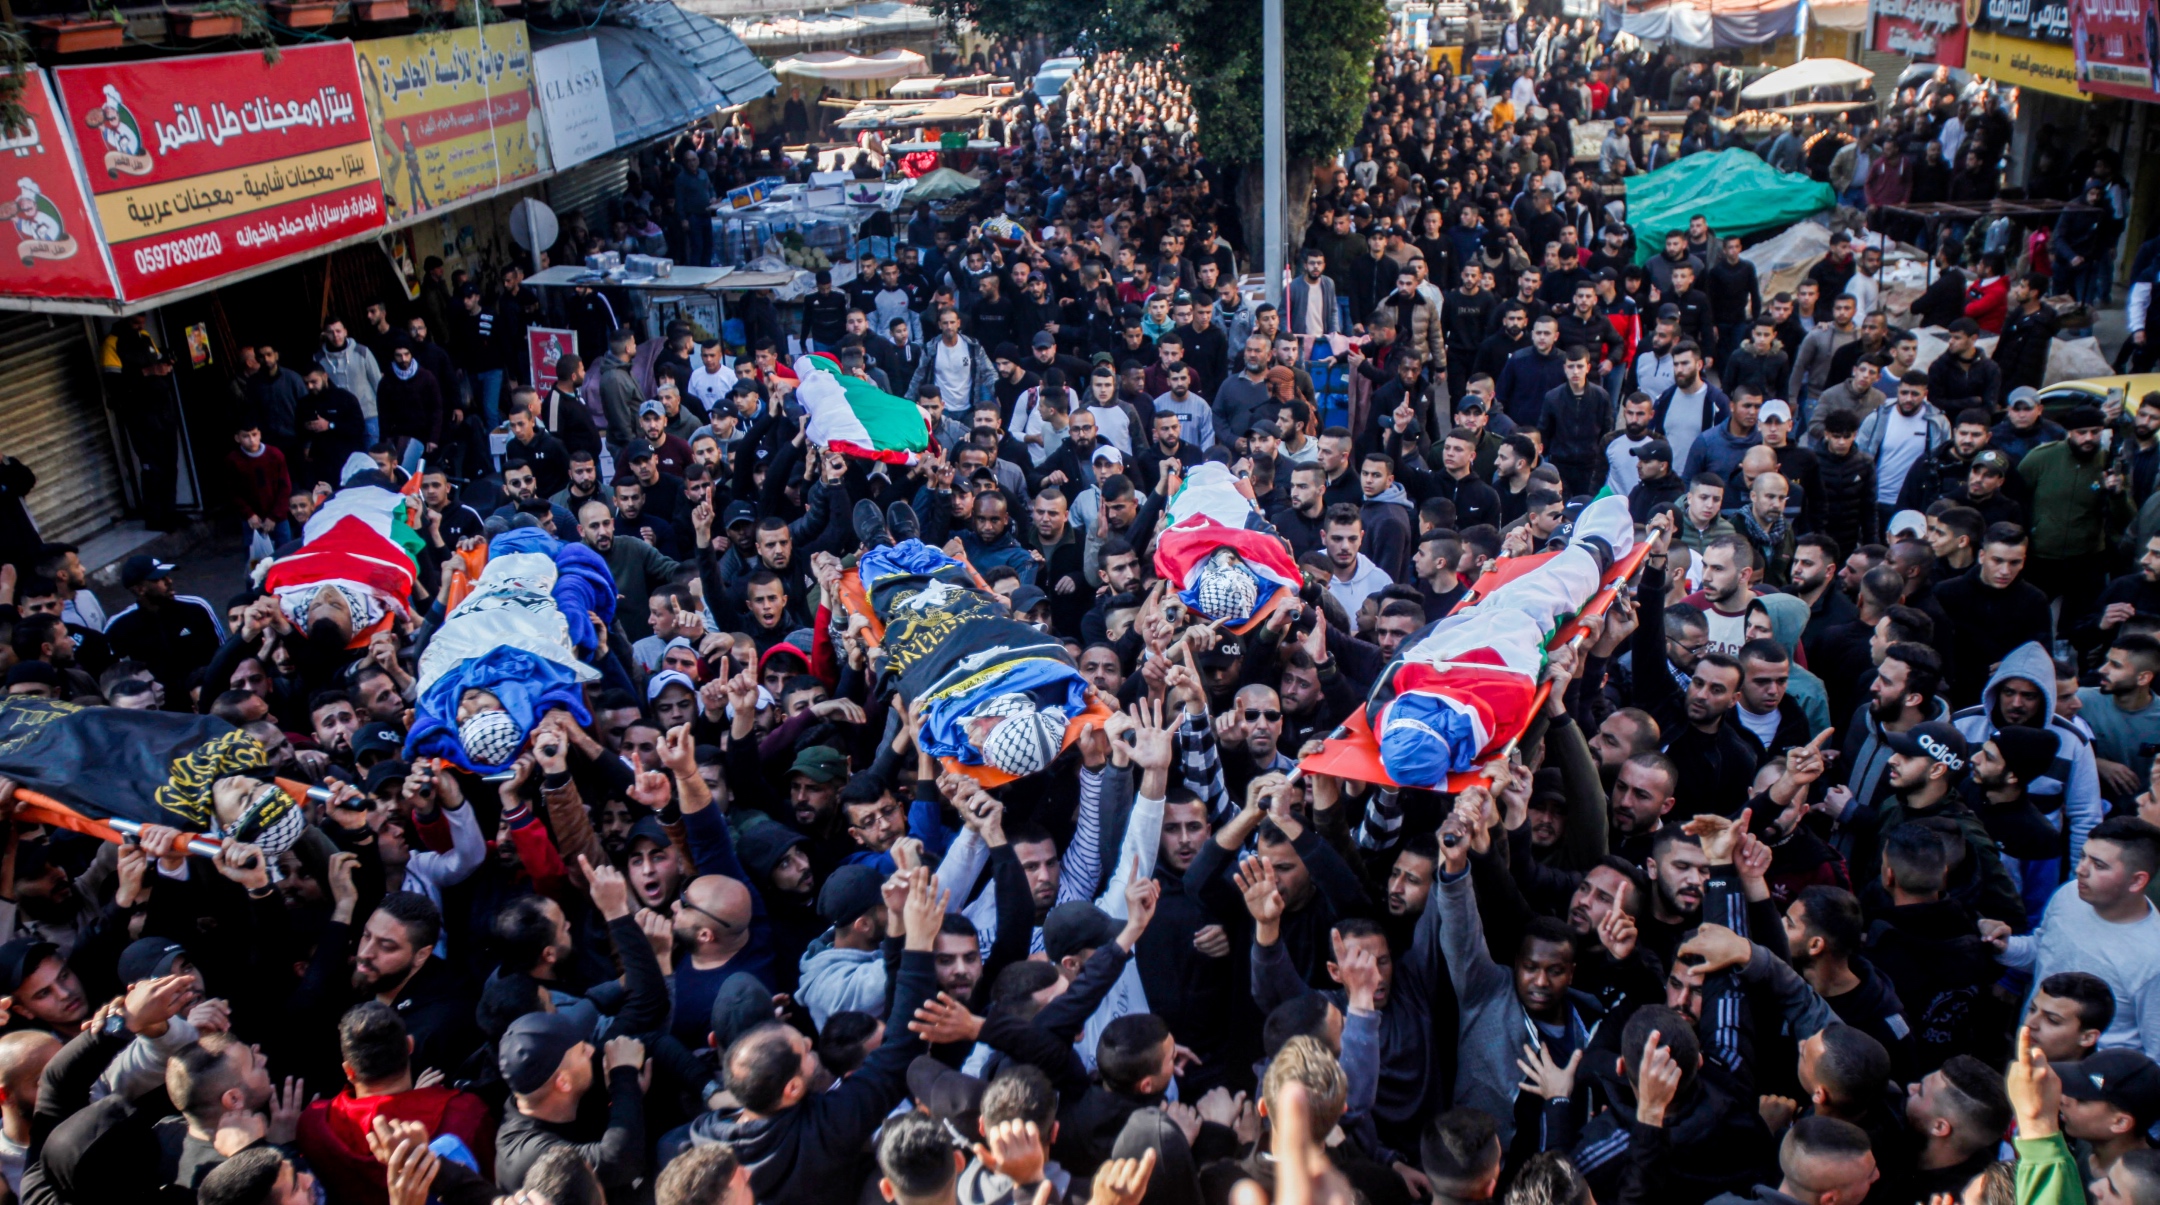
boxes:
[1627,148,1836,263]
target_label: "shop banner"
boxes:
[0,70,119,301]
[1872,0,1969,62]
[2071,0,2160,96]
[528,326,574,391]
[1969,0,2073,42]
[1966,28,2091,94]
[54,45,387,301]
[355,22,549,225]
[533,40,613,170]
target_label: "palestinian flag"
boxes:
[1155,516,1304,632]
[794,353,929,464]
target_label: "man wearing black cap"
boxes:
[494,1012,647,1194]
[2057,1048,2160,1178]
[0,936,86,1033]
[1963,727,2070,867]
[798,865,891,1029]
[105,554,223,702]
[1626,441,1684,525]
[1853,721,2024,924]
[2023,404,2131,631]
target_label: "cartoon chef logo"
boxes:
[82,84,152,178]
[11,177,77,265]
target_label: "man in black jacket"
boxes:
[1931,523,2054,706]
[1925,320,2003,415]
[677,868,945,1205]
[1994,275,2060,392]
[1540,346,1614,498]
[1704,236,1761,361]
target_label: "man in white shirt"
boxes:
[685,342,737,418]
[1989,815,2160,1055]
[1842,244,1883,316]
[1861,373,1944,532]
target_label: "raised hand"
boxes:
[627,769,673,810]
[1516,1043,1582,1101]
[975,1120,1048,1187]
[1682,807,1748,866]
[1234,855,1285,934]
[265,1076,307,1144]
[579,854,633,921]
[1332,928,1381,1012]
[1674,922,1751,975]
[2007,1025,2062,1138]
[1635,1030,1684,1126]
[1597,879,1638,961]
[909,991,984,1045]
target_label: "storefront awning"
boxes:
[720,1,945,50]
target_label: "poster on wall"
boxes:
[54,45,388,301]
[1872,0,1969,62]
[528,326,574,391]
[354,22,550,224]
[533,40,614,169]
[2071,0,2160,97]
[0,69,120,301]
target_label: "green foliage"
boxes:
[198,0,283,62]
[928,0,1384,166]
[0,26,32,138]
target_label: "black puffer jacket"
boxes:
[1815,445,1879,553]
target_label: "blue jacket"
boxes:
[961,528,1037,586]
[1682,420,1764,484]
[1650,381,1730,440]
[1496,345,1566,429]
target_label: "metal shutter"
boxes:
[0,313,125,542]
[549,156,631,233]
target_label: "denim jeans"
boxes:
[473,369,505,429]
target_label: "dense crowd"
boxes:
[8,24,2160,1205]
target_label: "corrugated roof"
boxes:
[620,1,778,107]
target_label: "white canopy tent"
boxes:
[1739,57,1875,101]
[771,48,928,81]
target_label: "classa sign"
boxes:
[533,41,614,170]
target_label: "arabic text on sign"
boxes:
[151,86,361,158]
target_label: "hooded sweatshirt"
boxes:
[1359,482,1417,581]
[297,1086,495,1205]
[1756,594,1831,735]
[796,942,886,1029]
[1950,641,2105,914]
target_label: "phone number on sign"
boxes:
[131,230,224,277]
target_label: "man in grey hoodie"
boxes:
[314,317,382,444]
[797,865,890,1030]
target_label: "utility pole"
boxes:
[1263,0,1285,308]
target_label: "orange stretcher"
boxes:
[4,776,324,857]
[1295,539,1654,793]
[833,561,1115,788]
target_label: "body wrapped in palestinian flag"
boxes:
[1367,495,1635,788]
[1154,466,1304,633]
[862,540,1090,783]
[263,470,423,649]
[795,354,930,464]
[407,529,616,773]
[0,698,305,859]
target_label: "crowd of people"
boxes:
[4,21,2160,1205]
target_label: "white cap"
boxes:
[1092,445,1124,464]
[1758,398,1793,423]
[1887,509,1928,540]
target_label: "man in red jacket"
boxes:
[296,1002,493,1205]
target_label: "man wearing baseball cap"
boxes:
[798,866,891,1029]
[105,554,223,701]
[1942,448,2026,530]
[1867,721,2024,924]
[494,1011,647,1193]
[2022,403,2133,631]
[2057,1047,2160,1175]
